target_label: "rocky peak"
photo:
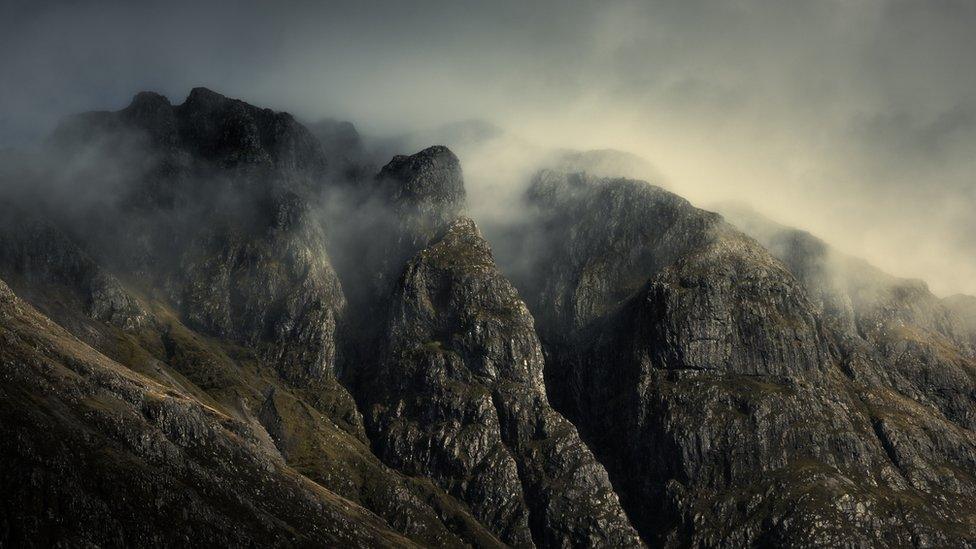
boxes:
[8,87,976,547]
[361,213,642,547]
[122,91,172,115]
[175,87,268,165]
[518,170,719,334]
[38,89,347,385]
[183,86,227,107]
[343,146,468,302]
[117,92,180,149]
[52,87,328,187]
[175,88,327,175]
[720,205,976,440]
[377,145,465,215]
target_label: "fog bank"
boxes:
[2,0,975,294]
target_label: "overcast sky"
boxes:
[2,0,975,295]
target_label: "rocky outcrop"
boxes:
[1,94,646,547]
[374,145,466,250]
[505,171,976,546]
[175,191,346,383]
[0,197,501,548]
[47,88,345,385]
[349,150,641,547]
[719,204,976,431]
[3,92,517,547]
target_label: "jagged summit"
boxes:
[53,87,328,179]
[185,85,224,103]
[377,145,465,209]
[518,169,721,333]
[355,146,468,278]
[175,87,324,171]
[125,90,172,111]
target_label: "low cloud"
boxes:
[2,0,975,294]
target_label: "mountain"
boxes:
[496,173,976,546]
[339,146,640,547]
[1,88,974,547]
[719,202,976,428]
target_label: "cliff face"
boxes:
[1,88,975,547]
[345,148,640,548]
[47,88,346,386]
[0,91,498,547]
[503,172,976,546]
[720,204,976,432]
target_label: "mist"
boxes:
[2,0,975,295]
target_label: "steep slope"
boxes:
[720,204,976,431]
[344,148,642,548]
[49,88,345,385]
[0,276,410,547]
[503,171,976,546]
[0,90,506,547]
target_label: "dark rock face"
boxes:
[175,87,329,178]
[336,145,469,310]
[3,87,976,547]
[720,204,976,431]
[363,217,640,547]
[0,278,409,548]
[0,91,646,548]
[375,145,466,246]
[0,203,147,331]
[1,91,501,547]
[341,149,641,547]
[175,193,346,382]
[47,88,344,385]
[506,171,976,546]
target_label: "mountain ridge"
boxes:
[1,88,974,547]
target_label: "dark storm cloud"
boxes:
[1,0,975,294]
